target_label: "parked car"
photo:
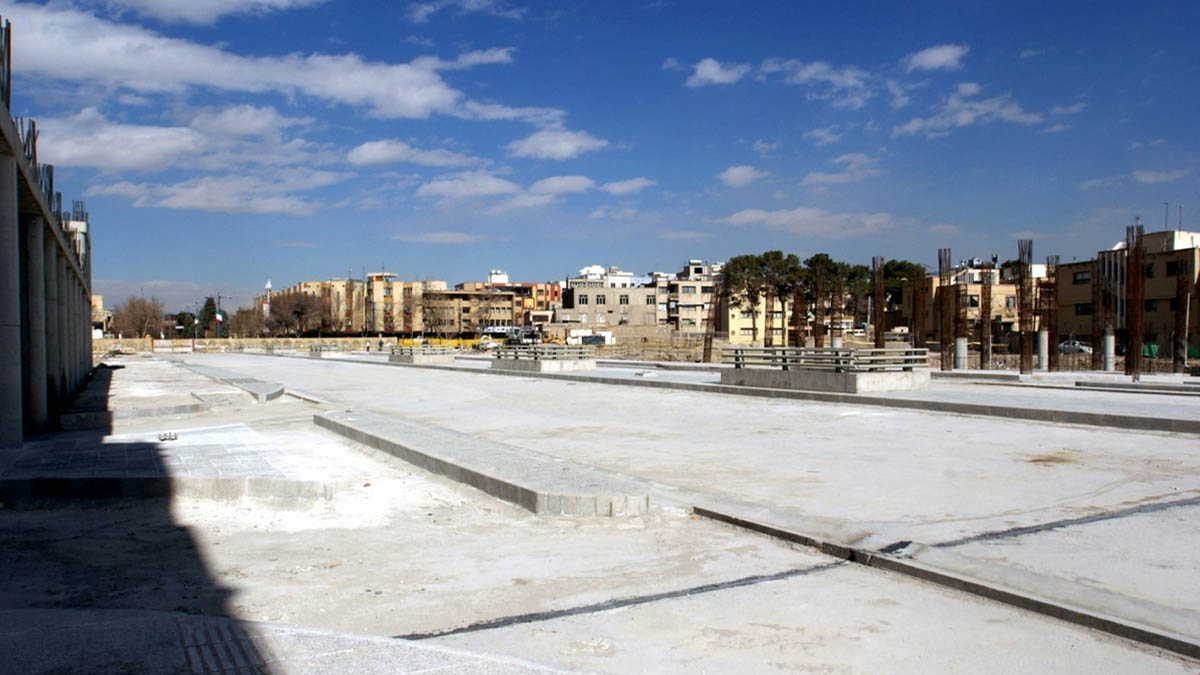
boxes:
[1058,340,1093,354]
[473,338,499,351]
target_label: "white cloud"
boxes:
[1051,102,1087,115]
[6,4,537,122]
[39,106,330,172]
[802,125,842,147]
[86,0,325,24]
[411,47,515,71]
[86,168,349,215]
[392,231,486,244]
[720,206,898,238]
[407,0,525,23]
[801,153,880,186]
[489,193,556,213]
[753,139,780,156]
[278,240,317,248]
[760,58,873,109]
[685,58,751,87]
[1132,169,1189,184]
[903,44,969,72]
[601,177,656,195]
[505,129,609,160]
[1020,49,1041,60]
[589,207,639,220]
[718,165,769,188]
[884,79,926,109]
[661,57,684,71]
[347,139,486,167]
[1043,123,1072,133]
[927,223,961,235]
[892,85,1042,138]
[528,175,595,194]
[415,170,521,198]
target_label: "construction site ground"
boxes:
[1,352,1197,673]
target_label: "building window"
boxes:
[968,295,980,308]
[646,295,656,305]
[596,295,607,305]
[1006,296,1016,309]
[596,313,605,323]
[694,267,703,275]
[619,295,629,305]
[1073,271,1091,285]
[1169,298,1181,311]
[1075,303,1093,316]
[740,311,754,319]
[1166,260,1186,276]
[1144,263,1155,279]
[682,286,697,294]
[740,328,754,336]
[578,295,588,305]
[1144,299,1158,313]
[702,286,715,294]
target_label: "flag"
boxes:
[216,312,224,323]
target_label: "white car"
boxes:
[1058,340,1093,354]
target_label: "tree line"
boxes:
[719,251,923,345]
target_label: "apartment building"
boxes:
[457,274,561,326]
[558,286,659,326]
[1057,229,1199,353]
[420,289,517,335]
[664,260,721,333]
[899,265,1029,344]
[266,273,448,334]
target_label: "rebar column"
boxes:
[1090,259,1103,370]
[979,265,993,370]
[937,248,952,371]
[1174,269,1190,374]
[911,265,926,349]
[1125,225,1145,381]
[873,256,886,348]
[1045,256,1059,371]
[1017,239,1034,375]
[0,153,20,447]
[830,279,844,348]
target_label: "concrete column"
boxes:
[57,261,70,401]
[1102,333,1116,372]
[43,236,60,414]
[0,155,21,448]
[20,217,47,431]
[69,279,80,393]
[1036,330,1049,371]
[830,336,844,348]
[953,337,968,370]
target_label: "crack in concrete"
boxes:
[397,561,845,640]
[931,494,1200,548]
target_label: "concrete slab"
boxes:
[315,409,648,516]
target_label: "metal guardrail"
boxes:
[723,347,929,373]
[496,345,596,361]
[391,346,455,356]
[308,344,347,353]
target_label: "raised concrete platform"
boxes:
[721,367,930,393]
[388,352,456,365]
[314,409,648,516]
[492,358,597,372]
[173,361,285,402]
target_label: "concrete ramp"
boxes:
[314,410,648,517]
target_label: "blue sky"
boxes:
[7,1,1198,312]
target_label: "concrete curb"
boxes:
[58,401,212,430]
[0,475,336,507]
[286,354,1200,435]
[314,409,648,517]
[694,505,1200,661]
[165,359,285,403]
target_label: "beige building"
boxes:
[421,289,517,335]
[266,273,448,334]
[664,260,721,333]
[900,266,1026,344]
[1057,230,1199,354]
[457,280,561,326]
[558,286,659,326]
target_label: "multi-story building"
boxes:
[457,270,561,326]
[664,260,721,333]
[899,263,1031,344]
[558,285,659,326]
[1057,229,1199,354]
[264,273,448,334]
[420,289,517,335]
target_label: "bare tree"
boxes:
[112,296,166,338]
[267,292,330,336]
